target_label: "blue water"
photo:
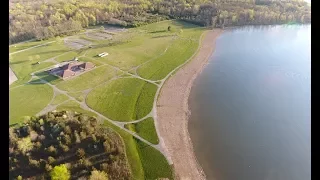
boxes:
[188,25,311,180]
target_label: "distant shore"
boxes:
[156,29,223,179]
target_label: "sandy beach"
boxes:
[156,29,223,179]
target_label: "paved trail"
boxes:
[10,30,222,176]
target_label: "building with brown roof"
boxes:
[61,69,75,79]
[79,62,95,70]
[48,61,95,80]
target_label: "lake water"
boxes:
[188,25,311,180]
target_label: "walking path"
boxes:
[9,41,56,55]
[10,29,222,177]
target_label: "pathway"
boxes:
[10,29,212,167]
[9,41,56,55]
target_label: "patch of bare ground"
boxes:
[64,38,92,50]
[156,29,223,180]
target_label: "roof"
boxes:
[62,62,82,70]
[61,69,75,79]
[80,62,95,69]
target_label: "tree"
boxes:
[77,148,86,158]
[17,137,33,154]
[89,170,109,180]
[167,26,171,31]
[50,164,70,180]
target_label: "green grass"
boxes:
[87,78,157,121]
[56,65,117,92]
[51,94,69,105]
[9,38,57,53]
[103,121,144,180]
[9,20,205,180]
[124,117,159,144]
[78,56,104,66]
[55,51,79,62]
[135,138,173,180]
[55,100,97,118]
[10,61,56,86]
[9,84,53,124]
[68,92,86,102]
[9,41,71,86]
[137,38,200,80]
[10,41,70,64]
[86,32,172,71]
[33,71,62,85]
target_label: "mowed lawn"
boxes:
[86,33,172,71]
[137,37,200,81]
[51,94,69,105]
[9,38,56,53]
[125,117,159,144]
[103,121,144,180]
[9,20,204,180]
[135,138,173,180]
[68,92,86,102]
[56,100,98,118]
[9,84,53,124]
[55,51,79,62]
[10,41,71,86]
[87,78,157,121]
[56,65,117,92]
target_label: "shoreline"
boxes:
[156,29,223,179]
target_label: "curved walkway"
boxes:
[11,29,222,177]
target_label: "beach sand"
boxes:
[156,29,223,180]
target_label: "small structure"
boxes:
[98,52,108,57]
[48,61,95,80]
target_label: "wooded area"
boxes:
[9,111,130,180]
[9,0,311,44]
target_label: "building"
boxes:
[48,61,95,80]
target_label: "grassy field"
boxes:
[68,92,86,102]
[137,36,201,80]
[9,20,205,179]
[55,100,98,118]
[9,41,71,85]
[9,38,56,53]
[55,51,79,62]
[56,65,117,92]
[135,138,174,180]
[125,117,159,144]
[86,78,157,121]
[51,93,69,105]
[9,84,53,124]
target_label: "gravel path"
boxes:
[156,29,223,180]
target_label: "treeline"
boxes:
[9,0,311,44]
[9,111,131,180]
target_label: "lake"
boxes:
[188,25,311,180]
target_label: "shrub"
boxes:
[17,137,33,154]
[89,170,108,180]
[50,164,70,180]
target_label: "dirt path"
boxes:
[156,29,223,180]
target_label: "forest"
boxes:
[9,111,130,180]
[9,0,311,44]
